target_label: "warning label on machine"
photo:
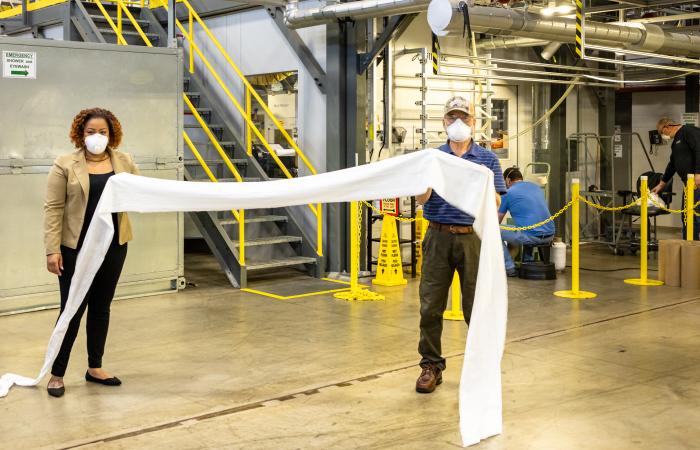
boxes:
[2,51,36,79]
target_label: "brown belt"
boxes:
[429,222,474,234]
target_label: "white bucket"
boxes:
[551,241,567,271]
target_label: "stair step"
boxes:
[246,256,318,271]
[187,140,237,147]
[185,107,212,116]
[89,14,149,27]
[232,236,302,247]
[184,123,224,130]
[183,158,247,166]
[96,27,159,40]
[219,215,288,225]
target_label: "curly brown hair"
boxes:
[69,108,123,150]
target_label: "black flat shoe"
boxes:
[85,371,122,386]
[47,385,65,397]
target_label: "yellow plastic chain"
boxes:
[579,196,638,212]
[500,197,576,231]
[362,201,418,223]
[646,189,686,214]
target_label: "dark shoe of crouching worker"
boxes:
[44,108,139,397]
[414,96,507,393]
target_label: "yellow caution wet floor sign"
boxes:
[372,215,407,286]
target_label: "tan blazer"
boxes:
[44,149,140,255]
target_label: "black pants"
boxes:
[418,228,481,371]
[51,243,128,377]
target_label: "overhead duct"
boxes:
[476,37,550,50]
[540,42,562,60]
[285,0,430,28]
[427,0,700,57]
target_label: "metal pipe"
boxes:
[285,0,430,28]
[285,0,700,57]
[428,0,700,57]
[475,37,550,50]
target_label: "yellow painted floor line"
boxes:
[241,278,370,301]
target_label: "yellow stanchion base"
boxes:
[372,278,408,287]
[624,278,664,286]
[443,310,464,321]
[334,289,385,301]
[553,290,597,299]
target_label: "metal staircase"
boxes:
[7,0,324,288]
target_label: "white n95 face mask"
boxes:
[661,134,671,142]
[446,119,472,143]
[85,133,109,155]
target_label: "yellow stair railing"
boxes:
[0,0,146,20]
[3,0,324,262]
[160,0,323,258]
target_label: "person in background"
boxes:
[44,108,139,397]
[652,117,700,240]
[414,96,507,394]
[498,167,555,276]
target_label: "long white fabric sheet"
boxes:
[0,149,507,447]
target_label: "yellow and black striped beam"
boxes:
[431,33,440,75]
[575,0,584,58]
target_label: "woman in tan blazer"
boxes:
[44,108,139,398]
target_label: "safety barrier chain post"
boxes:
[624,176,663,286]
[246,87,252,156]
[443,271,464,321]
[554,178,597,299]
[688,174,695,241]
[334,202,384,301]
[239,209,245,266]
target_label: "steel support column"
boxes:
[326,20,366,274]
[167,0,177,48]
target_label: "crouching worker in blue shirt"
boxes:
[499,167,555,277]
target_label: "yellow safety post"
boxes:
[554,178,597,299]
[335,202,384,301]
[316,203,323,256]
[238,209,245,266]
[625,176,663,286]
[443,271,464,321]
[246,86,252,156]
[415,210,428,275]
[687,174,695,241]
[372,214,408,286]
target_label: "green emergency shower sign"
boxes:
[2,51,36,79]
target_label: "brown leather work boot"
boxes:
[415,364,443,393]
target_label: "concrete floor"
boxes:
[1,245,700,450]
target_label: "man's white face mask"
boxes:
[446,118,472,143]
[85,133,109,155]
[661,133,672,142]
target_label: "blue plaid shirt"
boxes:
[423,142,507,225]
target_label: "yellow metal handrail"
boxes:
[183,131,246,265]
[3,0,323,258]
[0,0,145,20]
[184,94,244,183]
[164,0,323,256]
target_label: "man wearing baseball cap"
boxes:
[414,96,507,393]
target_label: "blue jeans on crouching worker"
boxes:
[501,230,554,273]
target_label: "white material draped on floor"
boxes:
[0,149,507,447]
